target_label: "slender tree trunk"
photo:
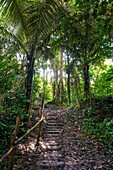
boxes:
[59,32,63,103]
[83,63,90,100]
[71,81,74,102]
[52,81,55,100]
[67,52,71,104]
[74,75,80,108]
[42,67,45,108]
[59,45,63,103]
[50,71,55,100]
[72,70,80,108]
[77,73,81,93]
[25,53,35,116]
[64,56,67,88]
[53,57,58,101]
[45,69,48,85]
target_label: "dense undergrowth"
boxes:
[79,97,113,149]
[0,88,28,158]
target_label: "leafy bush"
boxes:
[0,87,28,157]
[82,100,113,148]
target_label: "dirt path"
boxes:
[13,105,113,170]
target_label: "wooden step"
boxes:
[46,130,61,133]
[42,142,58,147]
[45,133,59,137]
[47,115,59,118]
[46,128,61,131]
[40,161,65,170]
[46,145,63,151]
[41,152,63,158]
[47,113,58,116]
[46,123,62,126]
[46,130,60,134]
[45,137,62,141]
[46,126,61,129]
[47,120,60,124]
[45,145,62,150]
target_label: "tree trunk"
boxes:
[67,53,71,104]
[77,73,81,93]
[72,70,80,108]
[59,45,63,103]
[53,57,58,101]
[52,81,55,100]
[42,66,45,109]
[59,32,63,103]
[25,54,35,116]
[74,75,80,108]
[83,63,90,100]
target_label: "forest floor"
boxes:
[12,103,113,170]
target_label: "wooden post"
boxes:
[8,116,20,170]
[27,108,32,128]
[37,108,42,145]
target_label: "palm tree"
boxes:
[1,0,65,118]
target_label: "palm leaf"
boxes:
[25,0,66,41]
[1,0,29,38]
[0,25,28,55]
[1,0,66,48]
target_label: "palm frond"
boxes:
[25,0,66,41]
[0,25,28,55]
[1,0,67,48]
[1,0,29,37]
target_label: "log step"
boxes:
[38,161,65,168]
[41,152,63,158]
[46,125,62,128]
[45,134,60,137]
[46,123,62,126]
[46,146,63,151]
[46,131,60,134]
[44,137,63,142]
[38,109,64,169]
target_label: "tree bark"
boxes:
[25,53,35,116]
[52,81,55,100]
[74,75,80,108]
[72,70,80,108]
[59,32,63,103]
[83,63,90,100]
[59,44,63,103]
[67,53,71,104]
[42,65,45,109]
[53,57,58,101]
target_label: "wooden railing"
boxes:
[0,107,44,169]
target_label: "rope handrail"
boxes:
[15,116,43,145]
[0,115,44,164]
[0,146,15,164]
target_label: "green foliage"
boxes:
[0,86,28,157]
[81,99,113,148]
[90,61,113,98]
[0,56,21,94]
[0,0,113,163]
